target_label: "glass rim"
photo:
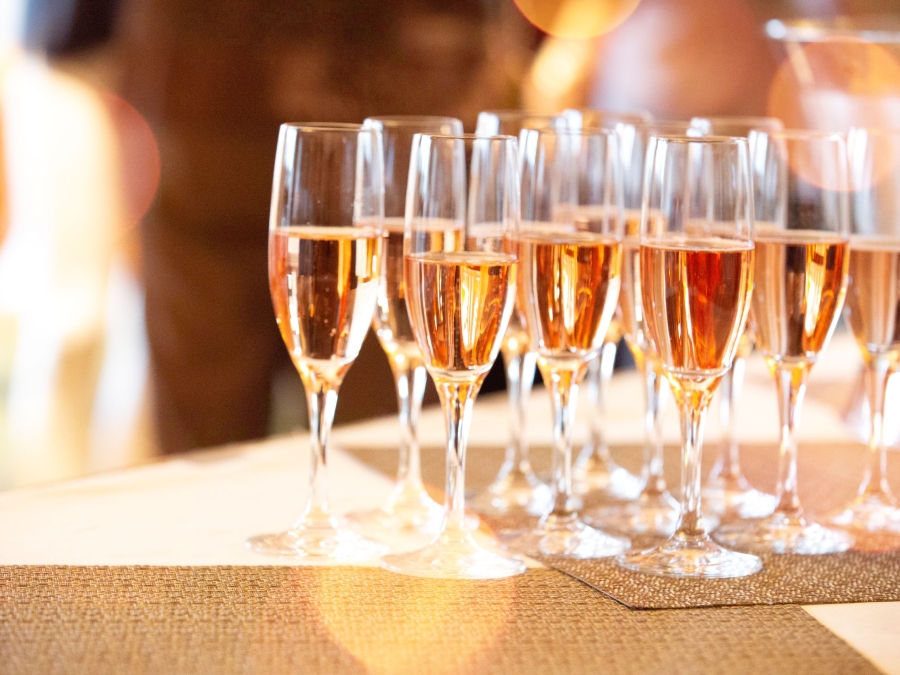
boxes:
[279,122,372,133]
[417,132,518,142]
[647,133,750,145]
[619,120,698,132]
[848,126,900,139]
[478,110,563,121]
[364,115,462,127]
[695,115,784,126]
[761,129,846,142]
[520,126,617,138]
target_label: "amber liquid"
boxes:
[270,226,381,379]
[751,231,848,364]
[516,229,621,362]
[405,251,516,382]
[844,238,900,364]
[641,238,753,378]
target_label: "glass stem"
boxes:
[588,341,617,461]
[675,388,713,539]
[436,380,478,535]
[300,372,340,522]
[642,365,667,496]
[543,363,583,522]
[718,355,745,481]
[859,358,894,502]
[390,354,427,490]
[502,348,537,473]
[773,364,810,518]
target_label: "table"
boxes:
[0,333,897,674]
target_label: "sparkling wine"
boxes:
[405,251,516,382]
[844,238,900,362]
[641,238,753,378]
[270,226,381,377]
[751,230,848,363]
[516,229,621,361]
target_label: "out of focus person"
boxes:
[115,0,536,454]
[0,0,155,487]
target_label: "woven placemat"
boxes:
[347,440,900,609]
[0,565,877,675]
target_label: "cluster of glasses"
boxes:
[248,110,900,580]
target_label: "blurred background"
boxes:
[0,0,897,489]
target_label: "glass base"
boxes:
[829,494,900,533]
[380,528,526,579]
[584,490,680,537]
[469,466,553,516]
[703,484,778,520]
[499,513,629,559]
[345,482,446,536]
[714,512,854,555]
[573,454,643,500]
[617,532,762,578]
[247,513,388,562]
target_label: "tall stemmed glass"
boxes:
[563,108,652,501]
[692,117,783,520]
[716,130,854,554]
[468,111,564,516]
[346,116,463,536]
[380,134,526,578]
[829,127,900,533]
[248,124,387,561]
[499,127,629,558]
[586,121,701,538]
[618,135,761,577]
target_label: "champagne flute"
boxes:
[618,135,761,578]
[346,116,463,536]
[380,133,526,578]
[586,121,702,537]
[829,127,900,533]
[692,117,783,520]
[716,130,854,555]
[468,110,564,516]
[499,127,630,558]
[563,109,653,501]
[248,123,387,561]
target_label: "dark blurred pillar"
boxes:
[117,0,531,453]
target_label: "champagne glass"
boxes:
[692,117,783,520]
[248,123,387,561]
[617,135,761,578]
[468,111,564,516]
[563,109,653,501]
[380,134,526,578]
[829,127,900,533]
[716,130,854,554]
[346,116,463,536]
[499,127,630,558]
[586,121,701,537]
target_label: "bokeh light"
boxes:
[513,0,641,40]
[768,37,900,132]
[312,568,516,675]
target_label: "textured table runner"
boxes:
[348,440,900,609]
[0,566,877,675]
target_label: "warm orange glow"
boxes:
[514,0,640,40]
[102,93,161,229]
[313,568,516,675]
[768,37,900,132]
